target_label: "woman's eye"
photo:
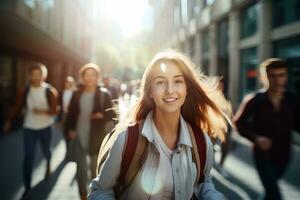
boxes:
[156,80,164,85]
[175,79,183,84]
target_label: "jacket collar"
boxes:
[141,111,192,147]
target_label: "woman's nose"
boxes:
[166,81,174,94]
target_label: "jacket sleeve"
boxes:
[47,86,59,116]
[88,131,126,200]
[103,92,116,123]
[194,134,224,200]
[233,94,258,143]
[65,92,77,132]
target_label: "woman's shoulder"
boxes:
[112,122,145,149]
[110,129,128,148]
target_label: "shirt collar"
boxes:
[141,111,192,147]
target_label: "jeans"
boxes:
[75,141,98,197]
[254,153,287,200]
[23,126,52,189]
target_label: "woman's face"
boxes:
[82,68,99,87]
[149,61,187,115]
[29,69,43,86]
[64,80,72,89]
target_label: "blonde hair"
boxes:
[259,58,288,89]
[79,63,101,81]
[28,62,48,80]
[115,50,231,141]
[65,76,77,89]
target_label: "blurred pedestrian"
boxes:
[58,76,76,158]
[89,50,231,199]
[65,63,115,200]
[234,58,300,200]
[59,76,77,119]
[3,62,58,199]
[103,77,119,100]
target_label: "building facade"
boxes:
[0,0,94,129]
[150,0,300,109]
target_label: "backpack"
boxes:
[97,121,207,198]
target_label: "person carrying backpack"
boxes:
[234,58,300,200]
[3,62,58,200]
[88,50,231,200]
[65,63,116,200]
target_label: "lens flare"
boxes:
[160,63,167,72]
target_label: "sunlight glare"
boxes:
[102,0,148,37]
[141,167,162,195]
[160,63,167,72]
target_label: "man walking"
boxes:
[4,63,58,199]
[234,58,300,200]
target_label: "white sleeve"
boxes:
[193,134,224,200]
[88,132,127,200]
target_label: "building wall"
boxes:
[0,0,95,129]
[150,0,300,110]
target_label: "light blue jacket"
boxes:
[88,112,224,200]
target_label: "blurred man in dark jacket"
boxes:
[234,58,300,200]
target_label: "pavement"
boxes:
[212,132,300,200]
[0,125,80,200]
[0,122,299,200]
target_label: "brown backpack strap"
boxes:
[189,124,207,184]
[124,131,148,187]
[119,123,140,186]
[115,122,148,198]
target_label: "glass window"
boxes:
[273,36,300,95]
[24,0,35,8]
[201,29,210,56]
[240,3,258,39]
[217,19,229,96]
[189,0,201,19]
[174,6,181,29]
[218,19,229,59]
[180,0,188,25]
[240,47,258,100]
[272,0,300,28]
[201,29,210,75]
[189,36,195,58]
[202,59,209,75]
[204,0,215,7]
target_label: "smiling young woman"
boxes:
[89,50,231,200]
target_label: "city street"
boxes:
[213,133,300,200]
[0,126,80,200]
[1,101,300,200]
[1,0,300,199]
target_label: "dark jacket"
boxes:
[65,85,116,155]
[235,91,300,164]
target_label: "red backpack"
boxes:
[97,122,207,197]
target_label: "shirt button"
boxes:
[177,190,181,194]
[176,168,179,173]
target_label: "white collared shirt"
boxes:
[89,111,224,200]
[151,119,174,200]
